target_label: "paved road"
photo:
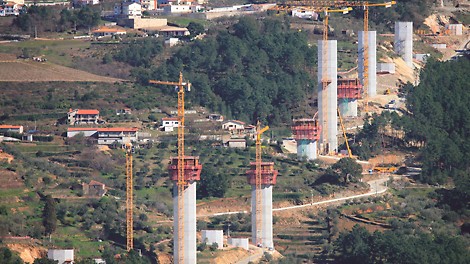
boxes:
[199,177,389,217]
[234,248,265,264]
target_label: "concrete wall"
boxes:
[318,40,338,154]
[251,185,273,249]
[338,99,358,117]
[67,130,97,138]
[47,249,74,264]
[228,238,249,250]
[127,17,167,29]
[201,230,223,249]
[358,31,377,97]
[297,139,317,160]
[394,22,413,67]
[173,181,197,264]
[377,63,395,74]
[446,24,463,35]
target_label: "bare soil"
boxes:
[0,55,123,83]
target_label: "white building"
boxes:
[292,9,318,20]
[227,237,249,250]
[4,2,23,16]
[96,127,138,145]
[68,109,100,125]
[115,2,142,17]
[0,125,23,134]
[67,128,98,138]
[161,117,179,132]
[92,27,127,38]
[47,249,74,264]
[446,24,463,36]
[227,138,246,148]
[201,230,223,249]
[222,120,245,131]
[163,4,191,14]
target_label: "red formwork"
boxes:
[337,79,362,99]
[168,156,202,181]
[291,118,321,141]
[246,162,278,185]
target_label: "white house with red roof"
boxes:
[92,27,127,38]
[68,109,100,125]
[3,2,23,16]
[161,117,179,132]
[0,125,23,134]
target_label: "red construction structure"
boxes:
[337,79,363,99]
[292,118,321,141]
[168,156,203,181]
[246,162,278,185]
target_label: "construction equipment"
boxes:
[149,72,191,263]
[255,121,269,246]
[125,143,134,252]
[337,108,353,158]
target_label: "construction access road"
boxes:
[198,175,391,218]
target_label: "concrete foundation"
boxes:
[297,139,317,160]
[318,40,338,154]
[358,31,377,97]
[338,99,358,117]
[394,22,413,67]
[251,185,273,249]
[173,181,197,264]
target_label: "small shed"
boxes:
[228,237,249,250]
[228,138,246,148]
[201,230,223,249]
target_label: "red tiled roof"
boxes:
[162,117,178,121]
[76,109,99,115]
[89,180,105,186]
[93,27,126,34]
[245,125,255,129]
[67,128,98,131]
[97,127,138,132]
[0,125,22,129]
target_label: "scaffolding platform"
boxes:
[292,118,321,141]
[337,79,362,99]
[246,162,278,185]
[168,156,202,181]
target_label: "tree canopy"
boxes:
[137,16,316,125]
[334,225,470,264]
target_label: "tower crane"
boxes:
[125,142,134,252]
[149,72,191,263]
[255,121,269,246]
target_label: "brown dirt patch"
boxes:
[0,168,23,189]
[0,60,123,82]
[0,151,14,163]
[7,243,46,264]
[336,215,386,233]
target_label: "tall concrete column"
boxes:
[251,185,273,249]
[358,31,377,97]
[173,181,197,264]
[318,40,338,154]
[394,22,413,67]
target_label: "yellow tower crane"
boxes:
[255,121,269,246]
[149,72,191,263]
[125,143,134,252]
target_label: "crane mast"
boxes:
[149,72,190,263]
[255,121,269,246]
[125,143,133,252]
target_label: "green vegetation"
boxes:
[333,225,470,264]
[134,17,316,125]
[13,6,101,34]
[113,39,164,67]
[42,195,57,236]
[0,247,24,264]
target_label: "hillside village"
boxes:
[0,0,469,264]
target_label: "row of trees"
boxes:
[13,6,100,33]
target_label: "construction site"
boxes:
[0,0,469,263]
